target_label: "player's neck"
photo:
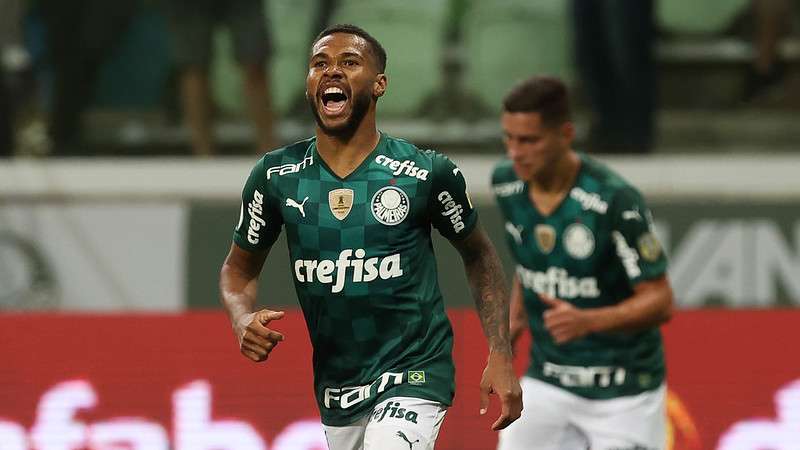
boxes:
[315,115,381,178]
[529,150,580,194]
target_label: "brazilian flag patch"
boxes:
[408,371,426,385]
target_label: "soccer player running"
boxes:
[219,24,522,450]
[492,76,674,450]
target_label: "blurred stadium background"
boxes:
[1,0,800,449]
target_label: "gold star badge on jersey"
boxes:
[329,188,354,220]
[535,224,557,254]
[638,232,662,262]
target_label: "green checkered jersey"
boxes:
[233,133,478,425]
[492,153,668,399]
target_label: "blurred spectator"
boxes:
[286,0,340,118]
[571,0,656,153]
[163,0,275,157]
[1,0,33,157]
[742,0,794,102]
[311,0,340,46]
[40,0,138,155]
[0,80,11,157]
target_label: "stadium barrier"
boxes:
[1,310,798,450]
[0,155,799,310]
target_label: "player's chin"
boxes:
[320,113,357,136]
[318,118,353,136]
[317,108,351,129]
[512,164,536,182]
[323,115,350,129]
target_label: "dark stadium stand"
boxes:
[460,0,572,115]
[329,0,449,117]
[14,0,797,156]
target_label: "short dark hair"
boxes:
[502,76,570,128]
[312,24,387,73]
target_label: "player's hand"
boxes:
[540,295,591,344]
[234,309,285,362]
[479,351,523,431]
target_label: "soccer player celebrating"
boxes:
[220,24,522,450]
[492,76,674,450]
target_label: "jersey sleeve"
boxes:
[428,152,478,240]
[232,158,283,251]
[609,186,667,285]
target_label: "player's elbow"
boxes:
[219,256,239,282]
[219,261,234,284]
[659,303,674,325]
[646,276,675,326]
[658,289,676,325]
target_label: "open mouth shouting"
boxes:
[320,85,349,118]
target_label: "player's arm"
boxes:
[582,275,673,332]
[594,186,674,332]
[450,224,522,430]
[427,152,521,430]
[451,224,513,356]
[220,157,286,362]
[541,276,673,344]
[219,244,285,362]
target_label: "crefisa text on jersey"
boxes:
[246,190,266,244]
[374,155,429,180]
[570,187,608,214]
[516,265,600,299]
[294,249,403,293]
[437,191,465,233]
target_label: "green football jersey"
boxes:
[492,153,668,399]
[233,133,478,425]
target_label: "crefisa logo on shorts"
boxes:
[371,186,410,226]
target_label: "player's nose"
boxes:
[506,144,523,161]
[323,63,344,77]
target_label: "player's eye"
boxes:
[342,59,358,67]
[312,60,326,69]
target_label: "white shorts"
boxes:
[498,376,667,450]
[323,396,448,450]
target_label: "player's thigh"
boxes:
[497,377,583,450]
[323,415,369,450]
[363,396,447,450]
[576,384,667,450]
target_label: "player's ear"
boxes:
[373,74,387,98]
[560,121,575,143]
